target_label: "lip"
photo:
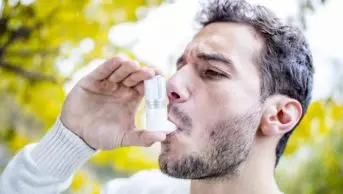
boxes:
[168,128,182,136]
[167,115,183,135]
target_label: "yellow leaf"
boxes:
[283,138,298,156]
[34,0,60,19]
[332,104,343,121]
[319,119,329,135]
[309,101,325,118]
[294,116,312,140]
[91,182,101,194]
[110,147,158,173]
[25,82,65,128]
[8,133,30,153]
[89,151,109,166]
[71,171,88,191]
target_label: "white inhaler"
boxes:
[144,75,177,133]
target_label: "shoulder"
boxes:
[102,169,190,194]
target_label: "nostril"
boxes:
[171,92,180,99]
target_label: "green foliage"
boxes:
[284,101,332,155]
[277,100,343,194]
[0,0,162,144]
[0,0,342,193]
[0,0,162,193]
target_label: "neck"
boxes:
[190,138,282,194]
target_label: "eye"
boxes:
[202,69,227,80]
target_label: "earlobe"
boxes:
[261,123,278,136]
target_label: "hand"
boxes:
[60,56,166,150]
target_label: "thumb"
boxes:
[121,129,167,147]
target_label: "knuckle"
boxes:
[123,62,139,72]
[144,140,154,147]
[137,130,146,138]
[124,78,134,86]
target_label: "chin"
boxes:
[160,132,188,158]
[158,152,185,178]
[158,150,212,179]
[160,140,180,160]
[158,140,200,179]
[159,139,184,170]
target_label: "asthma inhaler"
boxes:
[144,75,177,133]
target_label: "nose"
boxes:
[167,71,191,104]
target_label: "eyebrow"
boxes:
[176,51,235,71]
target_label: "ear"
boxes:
[260,96,303,137]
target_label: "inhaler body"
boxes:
[144,75,176,133]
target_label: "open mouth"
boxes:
[168,127,183,136]
[167,115,184,135]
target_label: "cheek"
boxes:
[185,86,229,140]
[181,81,259,149]
[207,83,259,117]
[188,90,225,149]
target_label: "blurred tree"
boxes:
[294,0,327,29]
[276,1,343,193]
[0,0,162,193]
[0,0,342,193]
[0,0,161,132]
[277,100,343,193]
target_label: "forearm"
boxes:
[0,118,96,194]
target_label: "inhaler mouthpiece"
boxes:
[144,75,176,133]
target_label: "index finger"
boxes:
[89,56,123,81]
[121,129,167,147]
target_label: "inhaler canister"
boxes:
[144,75,177,133]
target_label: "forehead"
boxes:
[185,22,264,69]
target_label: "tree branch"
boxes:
[0,22,42,58]
[0,62,58,83]
[0,18,8,35]
[5,49,59,57]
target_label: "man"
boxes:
[0,0,314,193]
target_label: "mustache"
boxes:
[169,105,193,129]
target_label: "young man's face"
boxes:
[159,22,265,179]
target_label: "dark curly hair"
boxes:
[198,0,314,166]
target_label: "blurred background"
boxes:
[0,0,342,193]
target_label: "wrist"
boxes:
[31,117,96,179]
